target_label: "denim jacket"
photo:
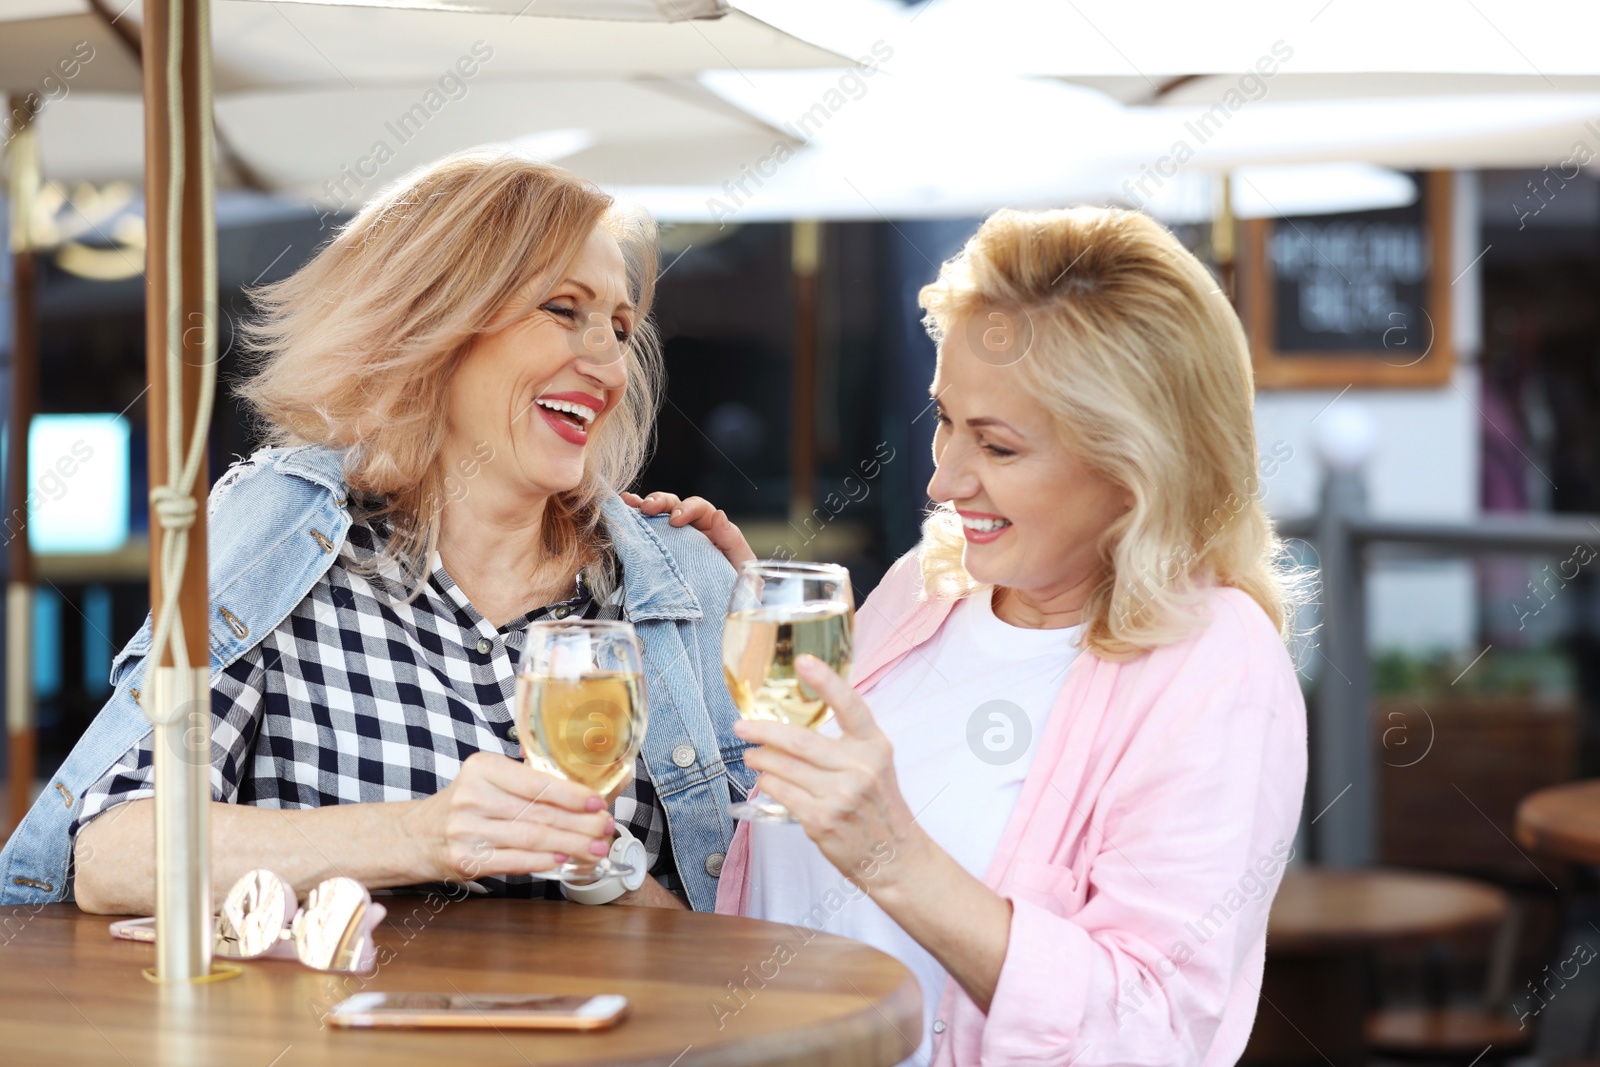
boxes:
[0,446,752,912]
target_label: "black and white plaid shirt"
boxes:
[73,518,676,898]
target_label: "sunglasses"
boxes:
[109,869,387,973]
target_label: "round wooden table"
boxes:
[0,899,920,1066]
[1243,868,1508,1067]
[1267,867,1508,955]
[1516,779,1600,864]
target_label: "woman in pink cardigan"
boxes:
[630,205,1309,1066]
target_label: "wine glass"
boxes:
[722,560,854,822]
[515,619,648,883]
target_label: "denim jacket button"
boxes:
[475,637,492,655]
[705,852,725,877]
[671,743,696,768]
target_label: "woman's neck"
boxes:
[991,577,1096,630]
[435,487,568,628]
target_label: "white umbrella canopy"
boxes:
[2,0,850,199]
[859,0,1600,82]
[599,0,1600,224]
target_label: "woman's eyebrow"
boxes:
[966,415,1022,434]
[561,277,635,314]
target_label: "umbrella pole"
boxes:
[4,95,39,837]
[788,220,820,558]
[142,0,219,982]
[1214,171,1236,304]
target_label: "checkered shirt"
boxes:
[72,517,677,898]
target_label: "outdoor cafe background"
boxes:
[6,0,1600,1053]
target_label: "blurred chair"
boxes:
[1245,868,1512,1067]
[1364,893,1536,1066]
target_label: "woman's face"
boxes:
[442,224,634,509]
[926,312,1131,607]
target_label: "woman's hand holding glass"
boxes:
[402,750,616,884]
[736,655,924,892]
[723,561,855,822]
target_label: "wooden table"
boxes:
[1517,779,1600,864]
[0,899,921,1066]
[1243,868,1507,1067]
[1267,868,1507,955]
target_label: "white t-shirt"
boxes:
[744,588,1086,1067]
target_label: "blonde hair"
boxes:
[918,206,1304,659]
[237,150,664,601]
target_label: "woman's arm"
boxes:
[614,878,687,910]
[741,648,1304,1064]
[867,828,1012,1010]
[870,825,1004,1011]
[76,797,428,914]
[74,751,615,914]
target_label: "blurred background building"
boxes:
[10,0,1600,1062]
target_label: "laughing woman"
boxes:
[635,208,1309,1065]
[0,152,750,914]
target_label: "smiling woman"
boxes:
[239,152,662,612]
[632,205,1311,1067]
[0,150,752,919]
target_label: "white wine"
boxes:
[722,603,853,728]
[515,671,642,795]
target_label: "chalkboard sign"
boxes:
[1243,170,1454,388]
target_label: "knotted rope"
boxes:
[142,0,217,725]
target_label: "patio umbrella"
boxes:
[601,0,1600,223]
[1,0,852,981]
[6,0,847,197]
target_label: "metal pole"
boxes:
[1313,465,1373,866]
[788,220,820,558]
[5,94,40,837]
[142,0,216,982]
[1214,172,1236,304]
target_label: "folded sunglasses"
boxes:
[110,869,387,973]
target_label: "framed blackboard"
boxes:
[1242,170,1454,388]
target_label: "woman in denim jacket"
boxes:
[0,151,751,915]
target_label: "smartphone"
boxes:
[327,991,630,1030]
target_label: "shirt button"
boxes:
[933,1020,946,1034]
[475,637,492,655]
[671,743,696,768]
[552,606,571,619]
[506,725,520,745]
[705,852,725,878]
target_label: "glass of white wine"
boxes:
[515,619,647,883]
[722,560,854,823]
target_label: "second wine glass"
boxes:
[722,560,854,823]
[515,619,647,883]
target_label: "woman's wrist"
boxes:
[395,797,447,884]
[862,822,940,910]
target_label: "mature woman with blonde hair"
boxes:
[639,206,1309,1064]
[0,150,750,915]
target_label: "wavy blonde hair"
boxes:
[237,149,664,600]
[918,206,1303,659]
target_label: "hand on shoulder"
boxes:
[621,491,755,569]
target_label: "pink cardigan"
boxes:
[715,552,1308,1066]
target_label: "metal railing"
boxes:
[1282,467,1600,867]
